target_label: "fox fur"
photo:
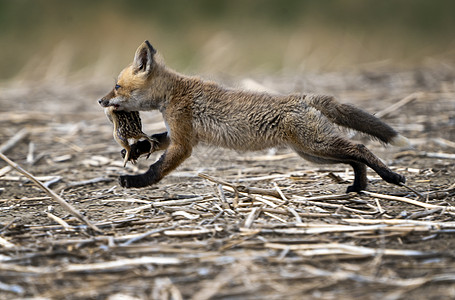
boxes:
[99,40,408,192]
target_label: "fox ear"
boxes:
[132,40,157,75]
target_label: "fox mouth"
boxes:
[98,99,120,109]
[102,103,120,109]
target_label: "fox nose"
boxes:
[98,98,107,107]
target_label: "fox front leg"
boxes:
[119,143,191,188]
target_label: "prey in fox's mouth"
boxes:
[104,106,156,167]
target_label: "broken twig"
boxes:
[0,152,102,233]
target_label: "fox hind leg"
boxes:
[295,151,368,192]
[343,143,405,187]
[347,162,368,193]
[293,137,404,192]
[340,143,404,188]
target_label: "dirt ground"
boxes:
[1,64,455,299]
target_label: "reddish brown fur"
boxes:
[99,41,407,192]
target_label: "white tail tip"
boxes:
[390,134,410,147]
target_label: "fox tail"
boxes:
[306,95,410,147]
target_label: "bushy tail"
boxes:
[306,95,409,147]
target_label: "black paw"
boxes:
[119,175,131,188]
[119,169,160,189]
[346,184,363,193]
[119,174,147,188]
[386,172,406,186]
[346,177,368,193]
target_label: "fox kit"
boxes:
[99,40,408,192]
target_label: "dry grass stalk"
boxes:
[433,137,455,150]
[0,128,29,154]
[399,183,424,198]
[251,195,282,208]
[47,230,166,246]
[236,185,281,198]
[0,236,15,248]
[396,150,455,160]
[198,173,239,206]
[263,211,287,223]
[375,92,421,118]
[362,191,455,212]
[266,242,432,257]
[343,218,455,228]
[153,277,183,300]
[287,207,303,223]
[65,177,113,189]
[243,206,262,228]
[53,136,83,152]
[236,207,334,218]
[164,227,223,237]
[0,196,51,202]
[190,263,245,300]
[300,264,429,287]
[0,262,53,274]
[0,152,102,233]
[240,223,432,235]
[120,226,176,246]
[102,198,152,204]
[0,175,59,182]
[64,256,181,272]
[46,212,73,231]
[0,166,13,177]
[171,210,200,220]
[273,182,289,202]
[123,196,212,214]
[292,193,357,202]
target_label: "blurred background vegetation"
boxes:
[1,0,454,81]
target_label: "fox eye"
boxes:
[115,84,121,90]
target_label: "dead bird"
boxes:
[104,106,156,167]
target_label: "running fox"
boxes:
[98,40,408,192]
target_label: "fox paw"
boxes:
[119,174,147,188]
[119,169,159,188]
[386,172,406,186]
[346,184,363,193]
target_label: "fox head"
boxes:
[98,40,168,111]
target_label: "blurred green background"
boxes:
[1,0,454,81]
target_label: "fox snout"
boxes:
[98,98,110,107]
[99,97,121,109]
[98,89,116,108]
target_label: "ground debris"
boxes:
[1,67,455,299]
